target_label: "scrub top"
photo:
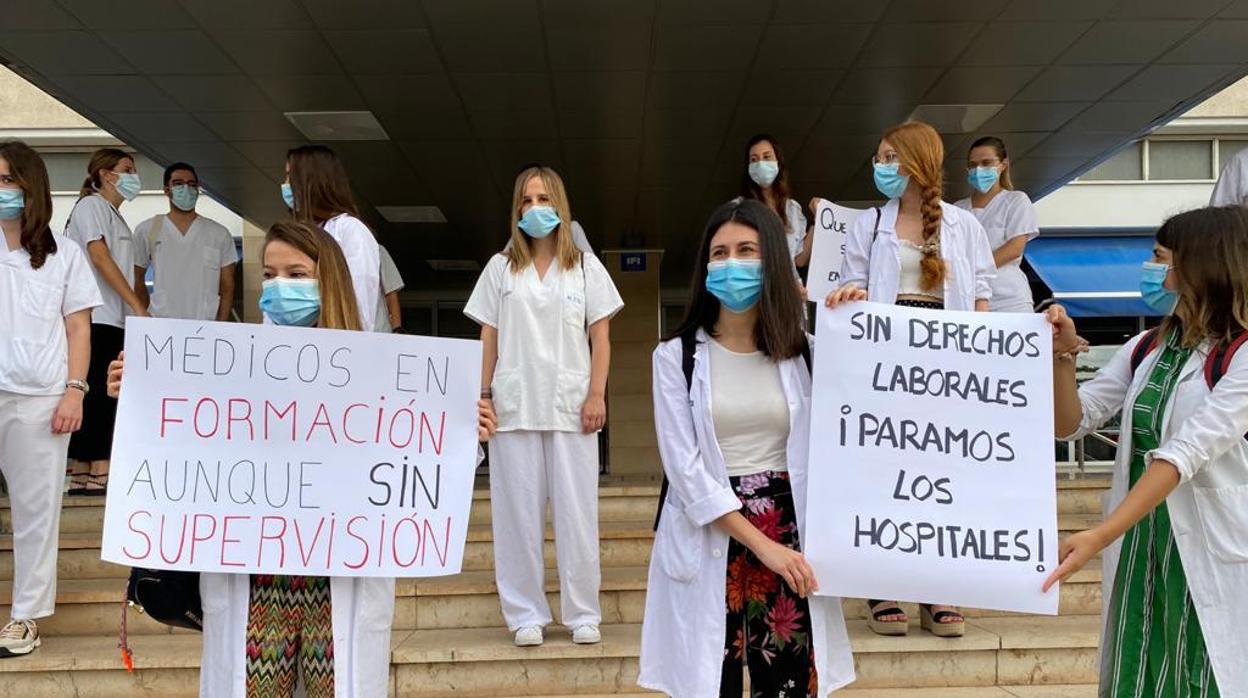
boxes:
[464,252,624,433]
[1211,147,1248,207]
[373,245,405,332]
[0,239,102,395]
[63,193,135,328]
[133,214,237,321]
[954,189,1038,312]
[321,213,381,332]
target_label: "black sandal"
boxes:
[867,599,908,636]
[920,604,965,638]
[83,473,109,497]
[67,472,90,496]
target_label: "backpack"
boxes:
[1127,327,1248,441]
[652,331,812,530]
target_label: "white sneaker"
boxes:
[514,625,544,647]
[0,619,39,658]
[571,624,601,644]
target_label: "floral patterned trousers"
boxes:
[721,470,817,698]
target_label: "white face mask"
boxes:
[748,160,779,187]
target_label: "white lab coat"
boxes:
[1066,331,1248,696]
[639,331,855,697]
[840,198,996,310]
[200,445,488,697]
[321,213,381,332]
[1210,148,1248,207]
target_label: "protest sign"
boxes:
[101,317,482,578]
[805,201,866,302]
[805,302,1059,614]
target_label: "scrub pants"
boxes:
[488,429,601,631]
[0,391,68,619]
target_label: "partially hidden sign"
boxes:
[805,201,866,303]
[806,302,1059,614]
[101,317,483,577]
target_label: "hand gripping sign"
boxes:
[102,317,482,577]
[805,302,1059,614]
[805,201,866,303]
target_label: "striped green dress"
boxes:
[1102,334,1220,697]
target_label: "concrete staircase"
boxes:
[0,477,1109,697]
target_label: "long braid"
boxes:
[918,183,946,291]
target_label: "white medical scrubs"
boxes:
[373,245,405,333]
[133,214,237,320]
[954,189,1039,313]
[63,193,134,330]
[782,198,808,262]
[0,239,101,620]
[320,213,380,331]
[464,251,624,631]
[1211,147,1248,207]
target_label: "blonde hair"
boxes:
[504,166,580,273]
[262,221,362,332]
[79,148,132,199]
[883,121,946,291]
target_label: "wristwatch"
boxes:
[67,379,90,395]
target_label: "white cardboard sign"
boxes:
[805,201,867,302]
[101,317,483,577]
[806,302,1059,615]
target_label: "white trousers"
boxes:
[0,391,68,620]
[488,430,601,630]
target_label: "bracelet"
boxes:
[66,379,89,395]
[480,389,493,399]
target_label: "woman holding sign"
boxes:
[465,165,623,648]
[0,142,102,658]
[825,120,996,638]
[1044,206,1248,697]
[108,220,498,697]
[742,134,810,270]
[639,199,854,697]
[954,136,1039,313]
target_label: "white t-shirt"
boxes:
[63,193,135,328]
[464,252,624,432]
[134,214,237,321]
[709,339,789,477]
[0,238,103,395]
[954,190,1038,312]
[321,214,380,332]
[374,245,405,332]
[782,198,808,262]
[1211,148,1248,207]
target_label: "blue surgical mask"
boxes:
[114,172,142,201]
[1140,261,1178,314]
[967,166,999,194]
[170,184,198,212]
[706,258,763,313]
[0,188,24,221]
[259,278,321,327]
[281,182,295,210]
[748,160,779,188]
[873,162,909,200]
[518,205,560,238]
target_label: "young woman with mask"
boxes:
[743,134,810,270]
[107,220,499,697]
[639,199,854,697]
[826,121,996,638]
[0,142,102,658]
[464,165,624,648]
[1043,205,1248,697]
[954,136,1039,313]
[63,148,148,496]
[283,145,381,331]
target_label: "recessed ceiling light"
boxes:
[908,104,1003,134]
[426,259,481,272]
[377,205,447,223]
[284,111,389,141]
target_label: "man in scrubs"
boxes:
[133,162,237,321]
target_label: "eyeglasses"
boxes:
[872,152,900,166]
[169,180,200,189]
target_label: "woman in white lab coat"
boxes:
[283,145,381,331]
[826,121,996,637]
[64,148,149,495]
[1043,206,1248,697]
[108,221,498,697]
[639,199,854,697]
[464,165,624,648]
[0,142,101,658]
[954,136,1039,313]
[742,133,811,270]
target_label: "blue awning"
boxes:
[1024,235,1157,317]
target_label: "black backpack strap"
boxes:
[1129,328,1162,378]
[1203,332,1248,443]
[870,207,881,246]
[799,339,812,374]
[655,331,700,531]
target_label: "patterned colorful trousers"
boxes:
[245,574,335,698]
